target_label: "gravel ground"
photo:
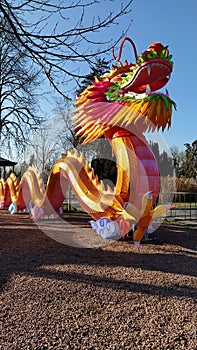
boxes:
[0,211,196,350]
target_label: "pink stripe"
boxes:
[129,134,160,208]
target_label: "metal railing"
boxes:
[64,188,197,221]
[162,192,197,221]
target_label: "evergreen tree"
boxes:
[149,141,160,162]
[149,141,174,176]
[159,150,174,176]
[77,57,110,94]
[179,141,197,178]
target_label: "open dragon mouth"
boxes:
[120,58,172,97]
[105,41,174,103]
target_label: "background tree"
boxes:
[170,142,197,179]
[179,141,197,179]
[77,57,110,94]
[170,145,185,177]
[158,150,174,177]
[149,141,160,163]
[0,0,133,98]
[0,18,42,151]
[55,99,80,150]
[150,141,174,176]
[27,123,62,183]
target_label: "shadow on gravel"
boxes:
[0,212,196,297]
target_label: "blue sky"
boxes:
[124,0,197,150]
[39,1,196,152]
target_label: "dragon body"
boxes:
[0,38,175,246]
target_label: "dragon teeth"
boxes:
[147,64,151,76]
[146,84,151,94]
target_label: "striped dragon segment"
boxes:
[128,133,160,210]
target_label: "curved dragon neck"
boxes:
[105,126,160,210]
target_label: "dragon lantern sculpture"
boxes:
[0,38,176,249]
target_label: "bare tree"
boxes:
[55,99,80,150]
[0,18,43,150]
[0,0,133,98]
[27,122,61,181]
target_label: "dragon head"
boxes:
[73,38,176,143]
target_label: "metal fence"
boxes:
[165,192,197,221]
[64,188,197,221]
